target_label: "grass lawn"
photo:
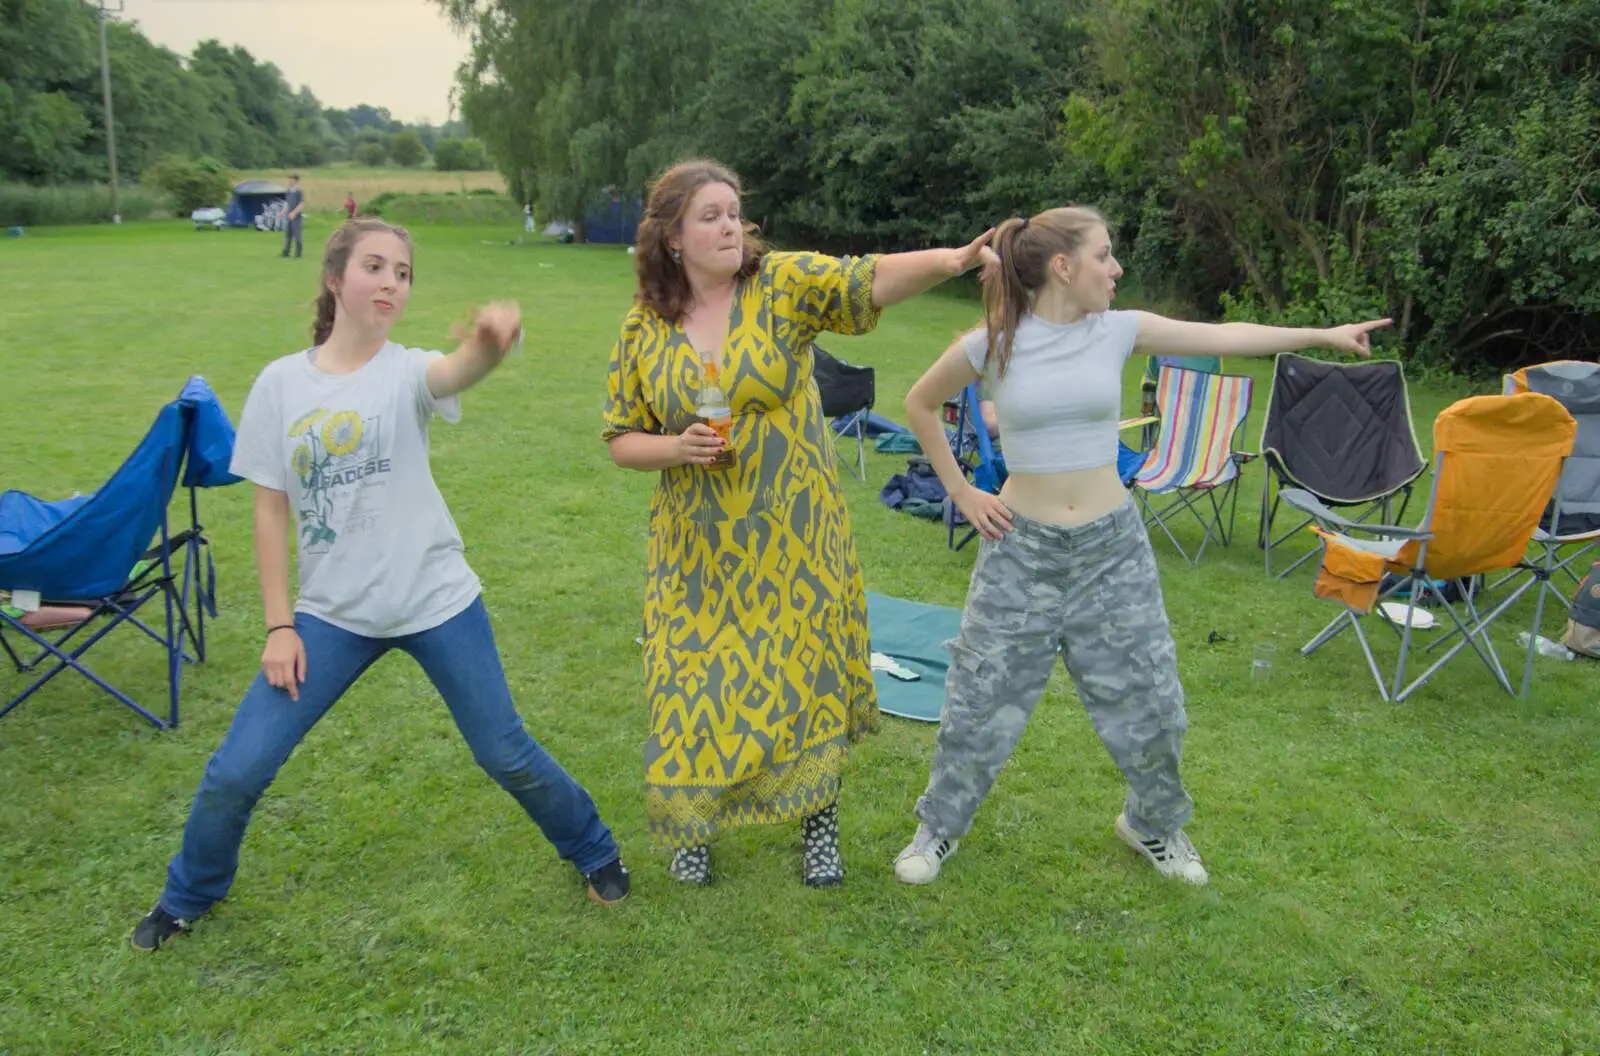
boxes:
[1,221,1596,1055]
[232,165,508,214]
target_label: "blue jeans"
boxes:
[159,598,619,919]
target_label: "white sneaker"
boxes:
[1115,812,1209,885]
[894,823,959,884]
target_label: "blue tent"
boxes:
[223,180,288,229]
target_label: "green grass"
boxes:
[1,223,1596,1055]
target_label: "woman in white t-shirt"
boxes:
[893,206,1388,887]
[131,219,628,952]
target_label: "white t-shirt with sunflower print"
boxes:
[230,342,481,638]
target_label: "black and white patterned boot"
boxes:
[801,803,845,887]
[669,844,712,885]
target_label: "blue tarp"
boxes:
[867,591,962,723]
[585,193,643,244]
[0,377,240,598]
[832,410,908,437]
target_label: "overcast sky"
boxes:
[120,0,471,125]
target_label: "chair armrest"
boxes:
[1280,488,1432,539]
[1118,415,1159,431]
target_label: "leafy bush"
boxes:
[143,155,232,214]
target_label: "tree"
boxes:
[0,0,98,182]
[438,0,714,234]
[1065,0,1600,369]
[389,129,427,167]
[434,137,489,171]
[782,0,1089,250]
[355,141,388,166]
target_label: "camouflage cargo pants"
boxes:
[915,499,1193,840]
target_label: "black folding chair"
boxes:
[814,345,876,481]
[1258,354,1428,578]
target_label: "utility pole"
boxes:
[97,0,125,223]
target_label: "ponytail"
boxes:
[982,217,1032,379]
[979,205,1110,378]
[312,288,337,344]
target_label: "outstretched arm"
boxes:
[1134,312,1393,359]
[426,300,523,399]
[870,228,995,308]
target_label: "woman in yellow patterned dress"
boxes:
[603,159,992,887]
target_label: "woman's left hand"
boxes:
[947,228,996,277]
[1321,318,1393,358]
[976,245,1001,284]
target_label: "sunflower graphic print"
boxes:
[286,406,388,554]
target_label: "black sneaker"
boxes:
[583,858,630,905]
[130,905,191,951]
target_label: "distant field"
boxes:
[233,165,507,212]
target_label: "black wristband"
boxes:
[266,624,296,637]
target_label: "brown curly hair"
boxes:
[313,218,414,344]
[634,158,766,322]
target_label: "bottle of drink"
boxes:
[696,355,735,470]
[1517,630,1575,660]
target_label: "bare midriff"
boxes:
[998,463,1128,528]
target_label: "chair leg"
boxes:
[165,581,181,728]
[1301,611,1352,655]
[1388,592,1425,701]
[1,617,171,729]
[1349,618,1391,703]
[1260,471,1275,574]
[1393,590,1520,703]
[1225,473,1242,547]
[0,627,21,673]
[1521,575,1554,698]
[1141,491,1198,563]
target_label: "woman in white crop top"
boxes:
[893,205,1388,887]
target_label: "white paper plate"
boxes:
[1377,601,1436,630]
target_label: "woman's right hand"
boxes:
[677,422,726,466]
[262,628,306,701]
[954,484,1014,540]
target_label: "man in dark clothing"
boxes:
[281,173,304,258]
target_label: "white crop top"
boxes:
[959,309,1142,473]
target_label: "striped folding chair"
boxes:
[1133,364,1256,564]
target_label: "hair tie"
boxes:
[1019,217,1031,231]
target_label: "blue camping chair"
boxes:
[0,377,241,729]
[946,382,1008,551]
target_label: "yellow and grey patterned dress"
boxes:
[602,251,882,848]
